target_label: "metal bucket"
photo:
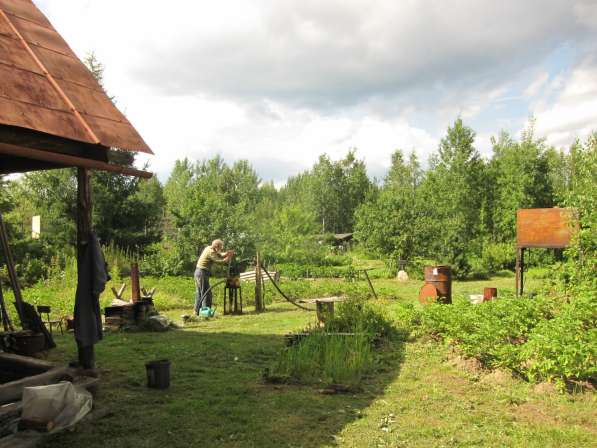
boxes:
[483,287,498,301]
[12,332,46,355]
[146,359,170,389]
[424,265,452,304]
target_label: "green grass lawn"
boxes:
[33,270,595,448]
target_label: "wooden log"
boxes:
[0,367,70,405]
[0,352,55,372]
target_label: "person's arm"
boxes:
[211,250,234,264]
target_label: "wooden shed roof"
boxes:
[0,0,152,155]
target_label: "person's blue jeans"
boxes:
[194,268,211,314]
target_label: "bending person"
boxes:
[194,239,234,314]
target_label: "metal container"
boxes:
[12,332,46,355]
[146,359,170,389]
[483,287,498,301]
[423,265,452,304]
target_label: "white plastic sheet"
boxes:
[21,382,92,433]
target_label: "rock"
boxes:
[396,270,409,282]
[146,316,170,332]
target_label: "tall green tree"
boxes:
[487,125,555,242]
[418,118,485,272]
[355,150,422,260]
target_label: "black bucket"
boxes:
[145,359,170,389]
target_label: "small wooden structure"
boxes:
[298,296,347,326]
[515,208,578,296]
[0,0,153,367]
[223,276,243,315]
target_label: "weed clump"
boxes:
[269,299,394,388]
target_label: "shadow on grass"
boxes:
[43,327,405,448]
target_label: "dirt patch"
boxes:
[515,402,561,427]
[533,381,558,396]
[446,353,484,376]
[479,368,514,387]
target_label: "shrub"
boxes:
[522,292,597,385]
[327,298,396,341]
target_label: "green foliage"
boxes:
[392,290,595,386]
[272,331,373,387]
[522,292,596,385]
[355,150,422,260]
[271,298,394,387]
[327,299,396,341]
[486,125,555,242]
[162,157,260,273]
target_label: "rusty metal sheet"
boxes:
[516,208,578,248]
[9,14,76,57]
[0,34,42,74]
[0,97,92,143]
[0,0,153,155]
[84,115,152,154]
[0,64,68,110]
[0,11,15,36]
[57,80,128,122]
[34,45,99,88]
[0,0,51,28]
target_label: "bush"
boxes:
[327,298,396,341]
[392,292,596,387]
[522,292,596,385]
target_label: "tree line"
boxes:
[1,117,594,284]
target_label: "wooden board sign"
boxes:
[516,208,578,248]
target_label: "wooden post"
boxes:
[520,248,525,297]
[254,251,263,312]
[515,247,525,297]
[131,262,140,302]
[363,269,378,300]
[76,168,94,369]
[515,247,520,297]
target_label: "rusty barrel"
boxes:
[483,287,498,301]
[424,265,452,304]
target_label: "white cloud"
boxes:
[524,72,549,97]
[533,58,597,147]
[32,0,597,182]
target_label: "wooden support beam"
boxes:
[76,167,94,369]
[0,142,152,178]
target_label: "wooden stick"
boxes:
[0,284,14,331]
[0,213,25,324]
[362,269,378,300]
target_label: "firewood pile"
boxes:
[103,264,159,331]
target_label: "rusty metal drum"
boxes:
[483,287,498,301]
[423,265,452,304]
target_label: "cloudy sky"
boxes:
[36,0,597,184]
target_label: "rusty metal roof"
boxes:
[0,0,152,154]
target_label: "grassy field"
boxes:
[25,271,594,448]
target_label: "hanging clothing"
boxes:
[74,232,109,348]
